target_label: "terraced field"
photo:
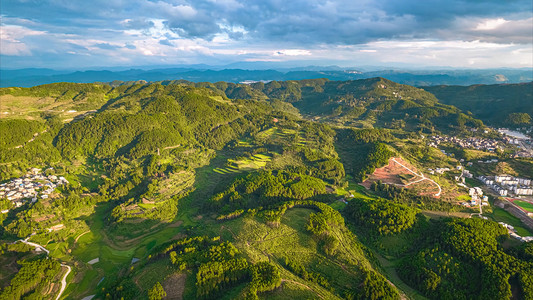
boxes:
[213,154,272,174]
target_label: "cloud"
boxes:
[3,0,531,44]
[121,18,155,30]
[0,0,531,68]
[0,25,46,56]
[467,18,533,44]
[274,50,312,56]
[475,18,509,30]
[95,43,121,50]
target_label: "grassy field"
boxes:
[488,207,533,236]
[213,153,272,174]
[254,126,314,148]
[468,159,533,179]
[63,148,238,298]
[0,94,105,122]
[513,200,533,213]
[462,149,495,161]
[214,208,366,299]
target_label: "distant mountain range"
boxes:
[1,66,532,87]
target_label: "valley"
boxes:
[0,78,532,300]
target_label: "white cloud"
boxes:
[334,40,532,68]
[475,18,509,30]
[273,49,312,56]
[0,25,46,55]
[1,1,531,69]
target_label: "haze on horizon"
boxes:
[1,0,532,70]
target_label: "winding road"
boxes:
[20,238,50,255]
[18,238,71,300]
[56,264,71,300]
[391,158,442,197]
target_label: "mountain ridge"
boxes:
[2,67,532,88]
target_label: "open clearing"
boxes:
[362,157,441,197]
[254,126,313,147]
[162,273,186,300]
[213,153,272,174]
[511,199,533,213]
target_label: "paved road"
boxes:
[56,264,71,300]
[20,239,50,255]
[18,238,71,300]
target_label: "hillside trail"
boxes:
[56,264,71,300]
[281,279,325,299]
[74,230,90,243]
[18,237,71,300]
[391,158,442,197]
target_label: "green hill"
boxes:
[0,80,531,300]
[159,77,484,132]
[423,82,533,125]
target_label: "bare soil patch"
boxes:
[162,273,186,300]
[362,157,440,196]
[361,157,417,188]
[168,220,183,228]
[142,198,155,204]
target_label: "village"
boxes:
[428,135,501,152]
[453,171,533,243]
[498,128,533,158]
[428,127,533,158]
[0,168,68,212]
[478,174,533,197]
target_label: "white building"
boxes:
[513,186,533,196]
[495,175,513,183]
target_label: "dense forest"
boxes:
[398,218,533,299]
[423,82,533,125]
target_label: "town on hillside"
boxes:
[0,168,68,213]
[428,127,533,158]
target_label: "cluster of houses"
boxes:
[478,174,533,197]
[499,222,533,243]
[0,168,68,211]
[428,167,450,175]
[428,135,501,152]
[460,186,489,207]
[497,128,533,158]
[502,136,525,145]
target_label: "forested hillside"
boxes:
[149,77,484,132]
[0,80,531,300]
[423,82,533,125]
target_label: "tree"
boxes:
[148,282,166,300]
[506,112,531,126]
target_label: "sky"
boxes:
[1,0,532,69]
